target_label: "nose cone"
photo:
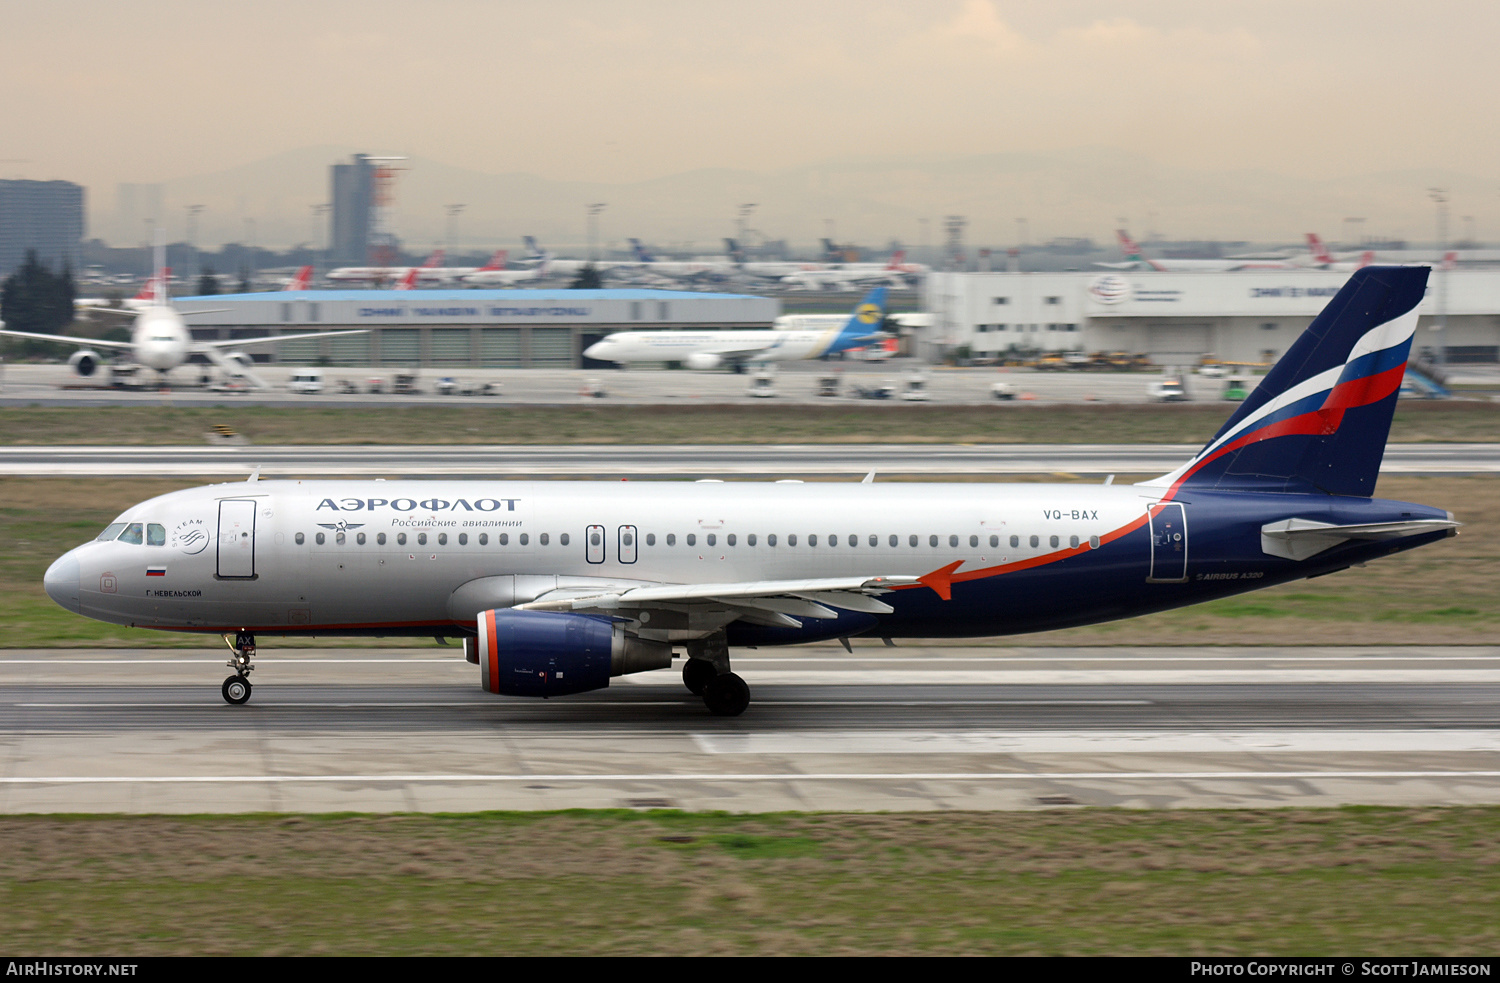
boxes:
[44,551,81,614]
[584,340,610,360]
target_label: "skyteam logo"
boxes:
[1088,275,1132,305]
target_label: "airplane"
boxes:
[1305,234,1375,272]
[39,266,1456,716]
[325,248,446,286]
[281,266,313,291]
[1099,231,1300,272]
[461,254,556,287]
[779,251,926,291]
[0,242,367,389]
[584,287,890,370]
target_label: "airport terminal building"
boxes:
[924,270,1500,364]
[178,288,777,368]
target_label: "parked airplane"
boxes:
[281,266,313,291]
[40,267,1455,716]
[1100,231,1300,272]
[1306,234,1375,272]
[461,254,556,287]
[325,249,445,286]
[780,251,926,290]
[584,287,889,370]
[1,248,366,388]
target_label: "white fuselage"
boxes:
[584,326,853,365]
[51,478,1151,636]
[129,307,193,373]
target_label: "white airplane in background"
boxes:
[1099,231,1300,272]
[779,251,926,290]
[1305,234,1376,272]
[461,254,557,287]
[39,266,1456,716]
[325,248,446,286]
[1,243,367,388]
[585,288,889,370]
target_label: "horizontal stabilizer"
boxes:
[1261,516,1459,561]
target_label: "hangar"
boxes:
[924,269,1500,364]
[176,288,778,369]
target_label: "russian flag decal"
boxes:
[146,566,166,577]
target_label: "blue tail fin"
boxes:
[825,287,889,355]
[1149,265,1428,497]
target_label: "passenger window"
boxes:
[767,534,776,546]
[438,533,448,546]
[590,530,601,547]
[1050,535,1059,548]
[97,523,127,542]
[869,534,878,547]
[539,533,548,546]
[336,532,346,545]
[418,533,428,546]
[888,535,897,547]
[357,533,366,545]
[969,534,978,548]
[788,534,797,546]
[909,535,918,547]
[646,533,655,546]
[727,534,736,546]
[560,533,569,546]
[809,534,818,547]
[827,535,836,548]
[479,534,488,545]
[1029,535,1039,548]
[1070,535,1080,549]
[1011,535,1020,548]
[707,534,717,547]
[623,532,633,546]
[929,535,938,547]
[949,535,959,548]
[459,533,468,545]
[666,533,676,546]
[1090,535,1100,549]
[990,535,999,547]
[377,533,387,545]
[316,532,326,545]
[119,523,144,545]
[147,524,166,546]
[519,533,529,546]
[746,534,755,546]
[687,534,697,546]
[397,533,407,546]
[295,532,305,545]
[498,533,508,545]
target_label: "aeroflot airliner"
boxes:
[42,267,1456,715]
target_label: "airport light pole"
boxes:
[444,203,465,258]
[311,203,330,274]
[1428,187,1448,367]
[586,203,607,262]
[1342,217,1365,251]
[185,205,204,280]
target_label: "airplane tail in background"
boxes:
[886,250,907,270]
[478,249,507,272]
[422,249,445,268]
[393,266,420,290]
[1146,266,1429,498]
[826,287,889,354]
[725,238,745,264]
[286,266,312,291]
[134,269,170,304]
[629,238,655,263]
[522,237,545,261]
[1307,233,1335,265]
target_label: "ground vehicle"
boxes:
[288,368,324,395]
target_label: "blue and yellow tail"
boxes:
[825,287,889,355]
[1147,265,1428,497]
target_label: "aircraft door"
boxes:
[1147,503,1188,583]
[618,525,637,564]
[586,525,606,564]
[217,499,258,579]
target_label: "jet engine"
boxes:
[68,349,102,378]
[473,609,673,697]
[685,352,723,371]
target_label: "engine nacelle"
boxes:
[68,349,102,377]
[476,609,673,697]
[685,352,722,371]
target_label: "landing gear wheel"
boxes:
[222,674,252,706]
[683,658,717,695]
[702,672,750,717]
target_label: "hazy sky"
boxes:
[4,1,1497,246]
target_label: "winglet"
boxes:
[917,560,964,601]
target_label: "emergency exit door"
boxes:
[217,499,257,579]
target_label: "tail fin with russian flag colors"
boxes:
[1144,265,1428,498]
[286,266,312,291]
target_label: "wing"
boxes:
[0,328,136,351]
[196,328,369,349]
[518,574,918,630]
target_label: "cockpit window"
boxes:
[97,523,127,542]
[147,523,166,546]
[118,523,144,545]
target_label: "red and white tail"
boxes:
[422,249,445,268]
[134,268,170,303]
[1356,251,1375,270]
[886,250,906,270]
[479,249,507,272]
[1442,251,1457,271]
[1116,229,1141,255]
[286,265,312,291]
[1306,233,1334,265]
[394,266,420,290]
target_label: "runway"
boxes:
[3,645,1498,813]
[1,442,1496,476]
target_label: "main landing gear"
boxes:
[221,631,256,705]
[684,634,751,717]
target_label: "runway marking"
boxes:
[692,729,1500,755]
[4,771,1500,784]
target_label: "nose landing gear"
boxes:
[221,631,256,705]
